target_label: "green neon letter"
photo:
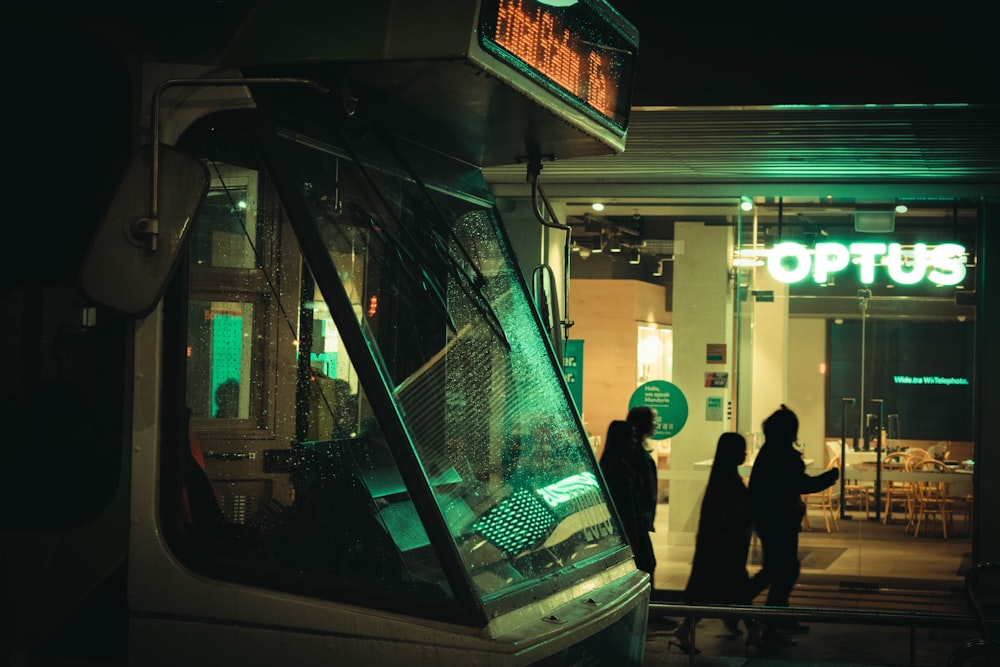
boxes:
[849,242,886,284]
[813,242,850,283]
[886,243,927,285]
[928,243,967,285]
[768,241,811,283]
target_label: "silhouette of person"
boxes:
[746,404,838,641]
[599,420,643,566]
[625,406,659,583]
[331,378,357,438]
[214,379,239,419]
[672,433,752,653]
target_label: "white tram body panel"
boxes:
[81,1,648,665]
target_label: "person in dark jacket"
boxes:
[600,420,643,562]
[671,432,752,654]
[626,406,660,581]
[747,404,839,642]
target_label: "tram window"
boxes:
[189,171,258,270]
[167,115,629,622]
[186,299,257,421]
[168,145,461,621]
[185,164,276,430]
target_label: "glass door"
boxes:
[732,195,977,603]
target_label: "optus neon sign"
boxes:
[766,241,967,286]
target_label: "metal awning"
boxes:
[485,104,1000,199]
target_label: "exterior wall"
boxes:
[788,318,828,466]
[667,222,734,546]
[748,270,789,452]
[568,279,670,455]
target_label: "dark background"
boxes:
[828,320,975,442]
[609,2,999,107]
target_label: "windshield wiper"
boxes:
[372,126,510,351]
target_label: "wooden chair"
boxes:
[902,454,923,533]
[843,470,872,518]
[911,458,956,539]
[881,452,916,525]
[802,456,840,533]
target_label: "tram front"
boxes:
[81,1,649,665]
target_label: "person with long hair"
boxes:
[625,406,659,582]
[599,420,643,568]
[670,432,751,654]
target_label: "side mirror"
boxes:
[80,144,209,318]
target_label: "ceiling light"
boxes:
[734,248,767,267]
[740,196,753,212]
[854,210,895,233]
[591,202,605,212]
[895,204,908,214]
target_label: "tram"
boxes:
[3,1,646,665]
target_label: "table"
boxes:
[693,456,814,477]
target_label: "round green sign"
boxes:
[628,380,688,440]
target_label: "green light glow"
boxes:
[928,243,968,285]
[766,241,967,286]
[893,375,970,386]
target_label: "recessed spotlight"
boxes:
[895,204,908,214]
[591,202,605,211]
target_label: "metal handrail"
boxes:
[651,601,985,666]
[947,560,1000,666]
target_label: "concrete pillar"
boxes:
[748,268,790,455]
[667,222,734,546]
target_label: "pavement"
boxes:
[642,612,979,666]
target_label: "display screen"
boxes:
[827,321,974,441]
[479,0,637,132]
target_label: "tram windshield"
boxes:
[268,128,626,600]
[171,107,630,622]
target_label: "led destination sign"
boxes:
[764,241,967,286]
[479,0,637,131]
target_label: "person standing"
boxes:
[600,420,642,559]
[671,432,752,654]
[625,406,659,584]
[746,404,839,643]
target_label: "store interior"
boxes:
[559,195,977,601]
